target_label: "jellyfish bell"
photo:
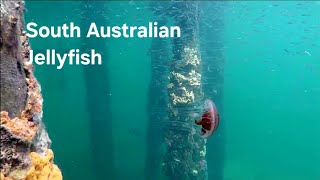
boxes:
[154,100,219,136]
[195,99,219,138]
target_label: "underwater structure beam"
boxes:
[0,1,62,179]
[163,1,207,180]
[80,1,115,179]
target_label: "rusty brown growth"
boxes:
[0,1,62,179]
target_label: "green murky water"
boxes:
[24,1,320,180]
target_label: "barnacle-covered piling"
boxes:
[163,1,207,180]
[0,1,62,179]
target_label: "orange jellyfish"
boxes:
[195,99,219,138]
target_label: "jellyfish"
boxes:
[195,99,219,138]
[148,99,219,138]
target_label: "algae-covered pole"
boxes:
[0,1,62,179]
[163,1,207,180]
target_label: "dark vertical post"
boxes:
[80,1,115,179]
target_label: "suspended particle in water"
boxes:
[194,99,219,138]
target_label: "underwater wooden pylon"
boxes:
[163,1,208,180]
[0,1,62,179]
